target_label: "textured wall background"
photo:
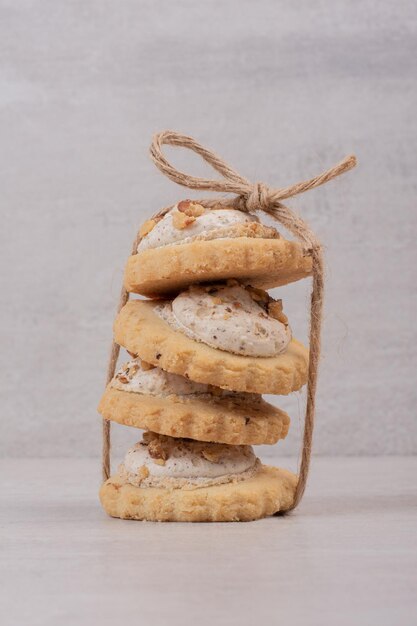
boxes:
[1,0,416,460]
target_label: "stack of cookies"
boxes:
[99,200,311,522]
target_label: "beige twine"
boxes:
[102,130,356,511]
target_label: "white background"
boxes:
[1,0,416,460]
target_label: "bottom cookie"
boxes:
[99,465,297,522]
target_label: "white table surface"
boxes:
[1,457,416,626]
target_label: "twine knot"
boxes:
[149,130,356,230]
[245,182,271,212]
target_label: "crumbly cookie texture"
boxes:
[125,237,312,297]
[98,385,290,445]
[113,300,309,394]
[99,464,297,522]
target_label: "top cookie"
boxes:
[124,201,312,296]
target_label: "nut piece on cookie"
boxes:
[137,465,150,480]
[127,363,139,376]
[177,200,205,217]
[172,211,196,229]
[246,285,270,305]
[145,434,169,462]
[268,300,288,325]
[115,361,139,384]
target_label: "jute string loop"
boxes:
[103,130,356,511]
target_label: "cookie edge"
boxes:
[99,464,298,522]
[125,237,312,296]
[98,385,290,445]
[113,300,309,394]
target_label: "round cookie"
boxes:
[125,237,312,297]
[113,300,309,394]
[100,465,297,522]
[99,385,290,445]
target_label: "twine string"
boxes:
[102,232,142,481]
[103,130,356,510]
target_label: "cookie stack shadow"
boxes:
[98,201,312,522]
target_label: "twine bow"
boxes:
[150,130,356,249]
[103,130,356,512]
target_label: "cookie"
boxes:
[113,300,309,394]
[99,385,290,445]
[125,237,312,297]
[99,464,297,522]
